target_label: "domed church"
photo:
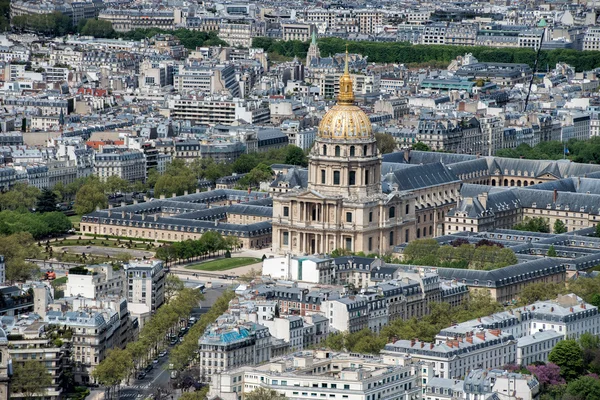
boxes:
[272,51,416,255]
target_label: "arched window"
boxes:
[389,207,396,219]
[405,204,410,215]
[363,145,368,156]
[350,146,355,156]
[335,146,341,157]
[417,228,421,238]
[389,231,394,246]
[323,145,327,155]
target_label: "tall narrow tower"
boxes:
[306,30,321,66]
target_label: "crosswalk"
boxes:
[120,393,143,399]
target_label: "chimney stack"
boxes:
[476,331,486,341]
[553,189,558,203]
[430,343,434,349]
[184,190,188,196]
[420,342,424,348]
[466,336,473,344]
[410,339,415,347]
[172,193,177,198]
[196,188,200,193]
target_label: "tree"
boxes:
[403,239,440,264]
[11,360,53,398]
[165,275,184,304]
[0,182,40,211]
[547,245,558,257]
[36,189,58,213]
[238,268,261,283]
[0,232,40,282]
[284,145,308,167]
[80,18,116,38]
[526,363,565,386]
[180,388,209,400]
[105,175,129,196]
[565,376,600,400]
[75,178,108,215]
[554,219,567,234]
[513,217,550,233]
[596,223,600,238]
[240,163,273,187]
[246,387,282,400]
[375,133,397,154]
[412,142,430,151]
[92,348,134,399]
[548,340,584,381]
[518,282,565,305]
[232,154,259,174]
[154,159,197,197]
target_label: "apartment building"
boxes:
[281,23,316,42]
[6,319,68,400]
[66,263,125,299]
[167,97,269,126]
[174,63,240,96]
[93,146,146,183]
[210,350,421,400]
[262,316,304,351]
[43,297,131,384]
[583,27,600,50]
[218,21,264,48]
[98,8,176,32]
[198,320,272,382]
[321,296,369,333]
[517,331,563,366]
[262,255,335,284]
[125,259,165,327]
[382,329,517,379]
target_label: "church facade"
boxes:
[272,52,416,255]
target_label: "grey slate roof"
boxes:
[383,162,460,191]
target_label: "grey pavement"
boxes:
[117,287,227,400]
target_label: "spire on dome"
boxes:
[311,29,317,45]
[337,45,354,105]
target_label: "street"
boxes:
[117,285,229,400]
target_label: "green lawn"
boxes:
[185,257,261,272]
[68,215,82,228]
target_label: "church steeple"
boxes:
[306,29,321,66]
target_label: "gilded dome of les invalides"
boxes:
[317,49,373,140]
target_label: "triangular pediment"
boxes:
[296,189,329,200]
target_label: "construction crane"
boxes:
[524,18,548,111]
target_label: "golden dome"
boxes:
[317,47,373,140]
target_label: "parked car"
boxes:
[137,372,146,380]
[145,365,153,373]
[159,351,168,357]
[152,358,159,364]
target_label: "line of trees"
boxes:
[401,238,518,270]
[93,282,203,398]
[252,37,600,72]
[11,11,72,36]
[155,231,241,266]
[496,137,600,164]
[169,290,236,372]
